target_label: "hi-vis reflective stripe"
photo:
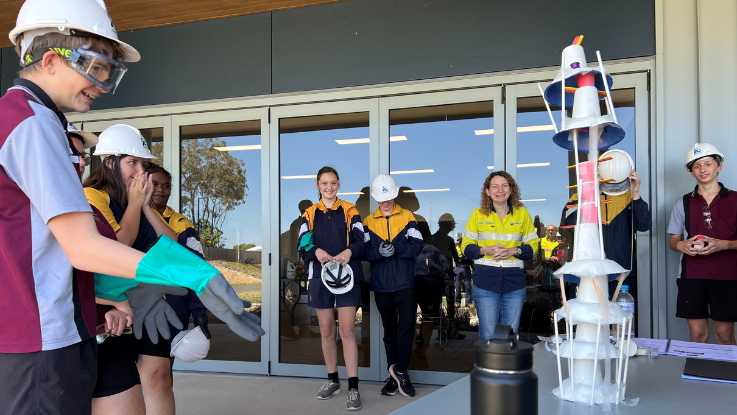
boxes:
[522,232,538,243]
[478,232,521,242]
[299,223,309,236]
[407,228,421,239]
[308,261,315,279]
[475,258,524,268]
[352,222,364,232]
[464,230,478,240]
[364,232,370,242]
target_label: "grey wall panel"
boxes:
[91,13,272,110]
[272,0,655,93]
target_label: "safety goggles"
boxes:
[24,47,127,94]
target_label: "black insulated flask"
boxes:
[470,325,538,415]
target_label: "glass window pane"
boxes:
[180,120,263,362]
[278,112,372,367]
[390,101,494,373]
[515,88,638,338]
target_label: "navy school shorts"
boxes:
[308,278,363,309]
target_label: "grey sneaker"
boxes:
[317,380,341,399]
[346,388,362,411]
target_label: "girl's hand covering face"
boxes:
[127,172,149,207]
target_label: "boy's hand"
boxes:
[677,236,700,256]
[698,236,726,255]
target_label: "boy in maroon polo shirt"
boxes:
[668,143,737,345]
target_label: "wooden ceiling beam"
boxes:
[0,0,347,49]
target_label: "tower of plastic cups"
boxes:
[538,35,635,408]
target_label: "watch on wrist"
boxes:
[517,247,522,256]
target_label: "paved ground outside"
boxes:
[173,371,441,415]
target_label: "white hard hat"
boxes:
[170,326,211,363]
[321,261,354,295]
[685,143,724,171]
[10,0,140,64]
[371,174,399,202]
[93,124,156,159]
[599,149,634,196]
[67,123,99,149]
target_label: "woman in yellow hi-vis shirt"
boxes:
[461,171,539,340]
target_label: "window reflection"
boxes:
[390,101,494,373]
[278,113,372,367]
[179,121,263,362]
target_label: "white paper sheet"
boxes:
[666,340,737,361]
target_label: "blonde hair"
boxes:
[15,32,124,77]
[479,171,524,216]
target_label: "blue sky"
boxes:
[191,99,636,249]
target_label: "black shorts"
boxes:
[676,278,737,322]
[308,278,362,309]
[0,338,97,415]
[132,325,176,359]
[93,334,141,398]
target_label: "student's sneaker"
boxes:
[317,380,341,399]
[346,388,362,411]
[380,377,398,396]
[389,364,416,397]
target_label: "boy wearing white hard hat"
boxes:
[668,143,737,345]
[561,149,652,307]
[362,175,424,398]
[0,2,263,413]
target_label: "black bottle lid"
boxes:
[475,325,534,372]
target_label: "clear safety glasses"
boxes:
[24,47,128,94]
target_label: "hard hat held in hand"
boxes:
[685,143,724,171]
[598,149,633,196]
[10,0,140,63]
[321,261,354,295]
[170,326,211,363]
[94,124,157,159]
[371,174,399,202]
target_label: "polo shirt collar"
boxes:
[490,200,514,215]
[691,182,729,198]
[12,79,68,129]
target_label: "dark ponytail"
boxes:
[316,166,340,200]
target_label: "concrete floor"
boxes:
[173,371,440,415]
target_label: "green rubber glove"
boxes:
[95,273,140,302]
[136,235,265,342]
[136,235,219,294]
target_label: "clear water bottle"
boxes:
[616,285,635,315]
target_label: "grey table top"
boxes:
[391,342,737,414]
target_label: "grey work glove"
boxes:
[379,240,395,257]
[198,274,265,342]
[125,283,188,344]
